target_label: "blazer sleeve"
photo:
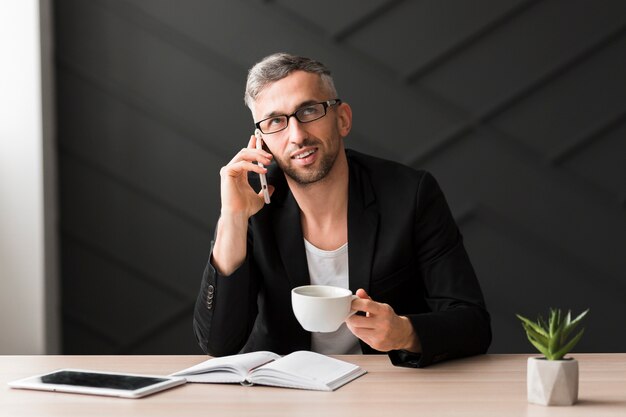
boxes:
[389,172,491,368]
[192,225,260,357]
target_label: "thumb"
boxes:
[355,288,371,300]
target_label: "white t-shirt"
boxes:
[303,239,362,355]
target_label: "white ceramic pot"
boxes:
[527,357,578,406]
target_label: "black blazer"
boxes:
[193,149,491,367]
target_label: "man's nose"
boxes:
[286,116,307,145]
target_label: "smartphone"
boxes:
[254,129,271,204]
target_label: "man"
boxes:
[193,53,491,367]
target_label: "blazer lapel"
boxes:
[272,189,310,289]
[347,160,379,295]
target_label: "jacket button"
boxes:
[206,285,215,310]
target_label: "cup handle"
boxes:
[347,294,360,318]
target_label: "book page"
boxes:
[171,351,280,383]
[249,351,365,391]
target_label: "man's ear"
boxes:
[337,102,352,137]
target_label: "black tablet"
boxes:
[8,368,186,398]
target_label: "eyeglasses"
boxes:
[254,99,342,134]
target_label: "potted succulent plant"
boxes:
[516,308,589,406]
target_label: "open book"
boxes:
[171,350,366,392]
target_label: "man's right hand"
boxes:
[219,134,273,218]
[211,135,273,276]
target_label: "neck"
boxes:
[287,149,349,250]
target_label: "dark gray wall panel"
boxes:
[54,0,626,354]
[422,130,626,280]
[62,322,119,354]
[462,215,625,353]
[276,0,390,37]
[125,314,198,355]
[57,70,221,227]
[345,0,529,78]
[561,120,626,205]
[60,155,210,300]
[417,0,626,112]
[62,240,188,351]
[57,0,249,158]
[492,34,626,158]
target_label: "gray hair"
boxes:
[244,52,338,109]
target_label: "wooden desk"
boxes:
[1,354,625,416]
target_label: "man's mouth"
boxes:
[291,148,317,159]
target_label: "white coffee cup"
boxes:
[291,285,358,333]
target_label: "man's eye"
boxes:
[269,117,284,125]
[300,106,319,116]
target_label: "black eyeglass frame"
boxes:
[254,99,342,134]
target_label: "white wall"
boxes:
[0,0,58,354]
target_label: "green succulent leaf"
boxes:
[553,328,586,360]
[516,308,588,360]
[549,319,565,358]
[528,336,551,358]
[548,309,555,337]
[516,314,548,338]
[520,323,549,348]
[562,309,589,340]
[564,310,572,327]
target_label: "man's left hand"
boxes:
[346,289,422,353]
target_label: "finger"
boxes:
[228,147,249,165]
[350,327,377,339]
[249,134,273,159]
[356,288,371,299]
[251,133,265,152]
[221,160,268,178]
[351,298,385,315]
[351,288,372,312]
[346,325,379,347]
[346,314,376,330]
[228,148,273,167]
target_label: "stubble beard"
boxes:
[276,138,338,185]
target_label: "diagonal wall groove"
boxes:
[550,110,626,164]
[405,0,542,83]
[63,312,121,349]
[59,146,212,232]
[471,204,626,295]
[482,123,626,211]
[119,303,196,354]
[407,25,626,167]
[332,0,409,42]
[61,230,192,303]
[57,58,233,161]
[92,0,247,84]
